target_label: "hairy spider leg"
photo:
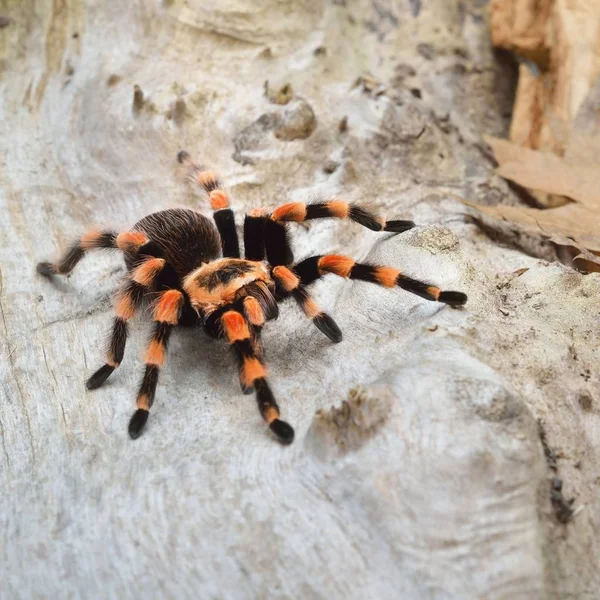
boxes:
[271,265,342,343]
[270,199,415,233]
[242,208,295,266]
[36,229,149,276]
[220,309,294,444]
[294,254,468,306]
[241,199,414,269]
[202,292,267,394]
[85,256,168,389]
[241,294,268,392]
[243,210,268,261]
[128,289,184,439]
[177,150,240,259]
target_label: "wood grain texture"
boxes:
[1,1,599,599]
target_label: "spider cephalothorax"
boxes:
[183,258,273,312]
[37,150,467,444]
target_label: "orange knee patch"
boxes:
[196,170,218,188]
[248,207,267,217]
[154,290,183,324]
[137,393,150,410]
[106,353,120,368]
[115,293,137,320]
[273,266,300,291]
[326,200,350,218]
[272,202,307,222]
[80,229,103,249]
[263,405,279,424]
[318,255,355,278]
[375,266,400,288]
[222,311,250,342]
[301,296,321,318]
[132,258,165,286]
[426,286,441,300]
[145,340,166,366]
[209,190,230,210]
[242,357,266,386]
[244,296,265,326]
[116,231,148,251]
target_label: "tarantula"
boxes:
[37,151,467,444]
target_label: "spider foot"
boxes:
[129,409,149,439]
[384,220,415,233]
[269,419,295,445]
[36,261,57,277]
[313,313,343,343]
[439,291,467,307]
[241,381,254,395]
[86,364,115,390]
[176,150,190,164]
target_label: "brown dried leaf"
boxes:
[485,136,600,209]
[465,201,600,272]
[482,3,600,272]
[465,201,600,254]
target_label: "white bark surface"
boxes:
[1,1,599,599]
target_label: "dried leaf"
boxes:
[550,235,600,272]
[485,136,600,209]
[482,3,600,273]
[464,201,600,255]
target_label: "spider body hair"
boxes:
[36,151,468,445]
[127,208,221,276]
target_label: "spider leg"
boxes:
[238,295,266,394]
[86,257,167,390]
[36,229,149,276]
[294,254,468,306]
[242,199,413,268]
[128,289,184,439]
[271,265,343,343]
[292,286,343,342]
[270,199,415,233]
[220,309,294,444]
[243,211,268,261]
[204,293,270,394]
[177,150,240,258]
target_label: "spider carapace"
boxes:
[37,151,467,444]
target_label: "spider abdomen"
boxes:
[126,208,221,277]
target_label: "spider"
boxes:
[37,151,467,445]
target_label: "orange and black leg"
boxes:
[204,294,270,393]
[243,210,268,261]
[243,293,266,360]
[221,309,294,444]
[37,229,149,276]
[241,208,293,266]
[271,265,342,343]
[128,289,184,439]
[270,200,415,233]
[294,254,468,306]
[178,150,240,258]
[86,257,167,389]
[243,199,413,268]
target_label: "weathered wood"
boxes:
[1,1,599,598]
